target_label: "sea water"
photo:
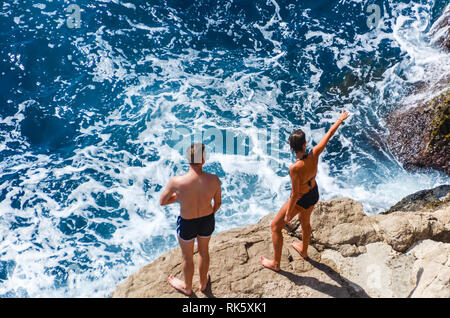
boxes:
[0,0,448,297]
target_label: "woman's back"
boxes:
[289,151,319,195]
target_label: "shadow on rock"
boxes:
[277,259,371,298]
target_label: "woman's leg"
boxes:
[291,204,314,258]
[261,199,296,271]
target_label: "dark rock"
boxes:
[386,5,450,174]
[428,4,450,52]
[384,184,450,214]
[386,89,450,175]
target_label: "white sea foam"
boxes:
[1,0,449,298]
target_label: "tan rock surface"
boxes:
[112,197,449,298]
[112,213,362,298]
[406,240,450,298]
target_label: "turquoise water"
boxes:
[0,0,449,297]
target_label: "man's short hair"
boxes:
[186,143,205,164]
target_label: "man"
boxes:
[160,143,222,296]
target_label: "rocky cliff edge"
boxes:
[111,186,450,298]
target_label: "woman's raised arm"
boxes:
[312,108,350,157]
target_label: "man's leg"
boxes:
[261,199,294,271]
[168,237,195,296]
[196,235,211,291]
[292,204,314,258]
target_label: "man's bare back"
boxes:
[169,170,221,219]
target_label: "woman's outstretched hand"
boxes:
[338,108,350,122]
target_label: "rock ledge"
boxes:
[112,190,449,298]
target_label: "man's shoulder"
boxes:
[169,175,184,185]
[204,172,220,183]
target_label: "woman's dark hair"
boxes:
[288,129,306,153]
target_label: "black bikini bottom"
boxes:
[296,184,319,209]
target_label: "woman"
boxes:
[261,108,350,271]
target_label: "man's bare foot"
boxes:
[260,256,280,272]
[291,242,308,259]
[168,275,192,296]
[199,274,210,292]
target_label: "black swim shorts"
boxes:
[176,213,215,242]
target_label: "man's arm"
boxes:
[312,108,350,157]
[159,178,178,206]
[212,177,222,213]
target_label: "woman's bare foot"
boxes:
[168,275,192,296]
[260,256,280,272]
[291,242,308,259]
[199,274,210,292]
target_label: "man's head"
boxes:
[288,129,306,153]
[186,143,206,165]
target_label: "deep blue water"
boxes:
[0,0,449,297]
